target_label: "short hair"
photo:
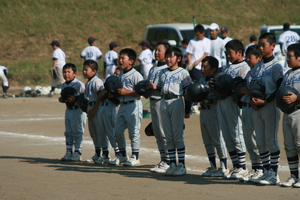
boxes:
[259,32,276,45]
[165,47,183,66]
[194,24,205,33]
[250,35,257,42]
[245,44,261,58]
[156,41,171,50]
[287,43,300,58]
[225,39,245,55]
[63,63,77,73]
[283,23,290,31]
[83,60,98,71]
[202,56,219,71]
[181,39,188,45]
[120,48,137,64]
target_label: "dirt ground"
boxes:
[0,93,299,200]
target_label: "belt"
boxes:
[68,106,79,110]
[121,100,135,105]
[200,105,211,110]
[162,94,180,100]
[242,102,251,107]
[150,97,161,101]
[101,101,118,107]
[88,101,96,106]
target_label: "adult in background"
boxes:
[220,27,232,68]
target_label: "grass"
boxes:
[1,0,300,85]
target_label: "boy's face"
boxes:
[209,29,218,39]
[155,44,166,62]
[201,61,216,77]
[182,43,188,48]
[166,53,180,67]
[226,49,243,63]
[246,53,262,68]
[195,31,205,40]
[63,68,77,82]
[258,38,275,58]
[221,32,227,38]
[119,54,133,71]
[287,50,300,68]
[82,65,97,79]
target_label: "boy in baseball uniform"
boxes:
[0,66,9,98]
[59,63,86,161]
[113,48,143,166]
[80,37,103,63]
[199,56,228,177]
[83,60,108,163]
[148,47,192,176]
[104,41,119,80]
[216,39,250,179]
[278,43,300,188]
[138,40,153,80]
[250,33,283,185]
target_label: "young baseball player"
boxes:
[249,33,283,185]
[104,41,119,80]
[0,66,9,98]
[138,40,153,80]
[49,40,66,96]
[239,45,263,182]
[208,23,225,71]
[216,39,250,179]
[146,42,170,173]
[278,43,300,188]
[111,48,143,166]
[59,63,86,161]
[80,37,103,63]
[148,47,192,176]
[199,56,228,177]
[83,60,108,163]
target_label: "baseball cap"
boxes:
[150,41,157,47]
[209,23,219,30]
[49,40,60,47]
[109,41,119,48]
[88,36,97,45]
[221,27,228,33]
[139,40,151,47]
[283,23,290,30]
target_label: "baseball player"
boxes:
[49,40,66,96]
[208,23,225,70]
[199,56,228,177]
[278,23,300,74]
[277,43,300,188]
[146,41,170,173]
[148,47,192,176]
[216,39,250,179]
[59,63,86,161]
[250,33,283,185]
[0,66,9,98]
[80,37,103,63]
[244,35,257,58]
[112,48,143,167]
[220,27,232,68]
[138,40,153,80]
[83,60,109,163]
[103,41,119,80]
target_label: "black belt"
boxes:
[242,102,251,107]
[201,105,211,110]
[162,94,180,100]
[88,101,96,106]
[150,97,161,101]
[101,101,118,107]
[68,106,79,110]
[121,100,135,105]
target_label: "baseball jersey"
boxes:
[61,78,85,107]
[157,67,191,96]
[278,30,300,53]
[223,61,250,79]
[251,57,283,98]
[210,37,225,68]
[84,75,104,102]
[222,36,232,45]
[118,68,143,102]
[240,70,255,103]
[81,45,103,62]
[186,37,211,70]
[138,49,153,65]
[52,48,66,67]
[147,62,168,99]
[281,67,300,91]
[104,50,118,66]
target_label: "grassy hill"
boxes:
[1,0,300,86]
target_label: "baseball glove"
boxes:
[51,69,57,79]
[145,122,154,136]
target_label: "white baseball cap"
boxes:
[209,23,219,30]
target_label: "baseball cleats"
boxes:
[172,163,187,176]
[70,152,81,161]
[165,163,177,176]
[202,167,217,177]
[108,154,128,165]
[212,167,228,177]
[94,156,110,165]
[248,169,264,183]
[230,168,248,179]
[61,151,72,161]
[223,167,236,179]
[123,155,140,167]
[150,161,170,173]
[293,179,300,188]
[258,169,280,186]
[239,169,256,182]
[85,153,100,163]
[280,175,298,187]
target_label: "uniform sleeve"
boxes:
[80,49,86,58]
[52,50,58,60]
[185,40,193,54]
[182,70,192,89]
[96,48,103,59]
[273,63,284,82]
[95,79,104,92]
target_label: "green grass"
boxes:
[1,0,300,85]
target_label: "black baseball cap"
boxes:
[88,37,97,45]
[221,27,228,33]
[49,40,60,47]
[139,40,150,47]
[109,41,119,48]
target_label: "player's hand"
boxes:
[185,113,190,119]
[87,108,97,118]
[208,78,215,91]
[283,92,297,104]
[239,87,250,95]
[117,88,128,95]
[146,83,156,90]
[187,64,194,71]
[58,97,65,103]
[251,97,266,106]
[66,95,76,103]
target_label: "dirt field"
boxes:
[0,95,299,200]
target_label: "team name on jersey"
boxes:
[164,75,181,84]
[284,73,300,86]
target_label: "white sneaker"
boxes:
[123,155,140,167]
[223,167,236,179]
[230,168,248,179]
[240,169,255,182]
[191,105,200,114]
[293,179,300,188]
[259,169,280,185]
[150,161,170,173]
[281,175,298,187]
[165,163,177,176]
[94,156,110,165]
[61,151,72,161]
[202,167,217,177]
[212,167,228,177]
[85,153,99,163]
[108,154,128,165]
[70,152,81,161]
[172,163,187,176]
[248,169,264,183]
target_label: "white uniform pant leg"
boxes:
[0,69,8,87]
[51,65,64,87]
[283,110,300,157]
[141,64,152,80]
[87,105,100,147]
